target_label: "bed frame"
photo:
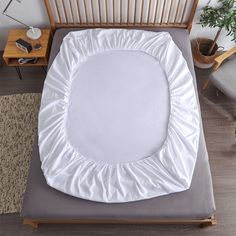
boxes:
[23,0,217,228]
[23,216,217,229]
[44,0,199,32]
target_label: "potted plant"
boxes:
[193,0,236,68]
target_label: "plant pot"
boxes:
[192,38,222,69]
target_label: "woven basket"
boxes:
[192,38,222,68]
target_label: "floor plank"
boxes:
[0,56,44,96]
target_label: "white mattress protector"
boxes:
[39,29,200,203]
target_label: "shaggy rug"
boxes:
[0,93,41,214]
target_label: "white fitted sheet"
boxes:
[68,50,169,164]
[39,29,200,203]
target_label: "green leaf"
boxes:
[199,0,236,42]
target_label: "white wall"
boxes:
[0,0,235,50]
[0,0,50,50]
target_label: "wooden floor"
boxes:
[0,58,236,235]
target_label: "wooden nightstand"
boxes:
[3,29,52,79]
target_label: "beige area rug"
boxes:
[0,93,41,214]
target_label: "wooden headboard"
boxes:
[44,0,198,32]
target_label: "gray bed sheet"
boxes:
[21,28,215,220]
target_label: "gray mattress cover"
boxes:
[21,28,215,220]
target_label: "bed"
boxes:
[21,0,216,227]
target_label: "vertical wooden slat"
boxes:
[181,0,188,23]
[62,0,69,23]
[69,0,75,23]
[83,0,89,23]
[76,0,82,24]
[167,0,174,23]
[120,0,122,24]
[153,0,159,25]
[91,0,95,23]
[106,0,109,23]
[147,0,153,24]
[174,0,181,23]
[98,0,102,23]
[160,0,167,24]
[76,0,82,23]
[140,0,145,24]
[55,0,62,23]
[44,0,56,30]
[127,0,130,24]
[113,0,116,24]
[134,0,138,25]
[188,0,199,31]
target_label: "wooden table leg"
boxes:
[41,66,47,74]
[202,78,210,90]
[15,66,23,80]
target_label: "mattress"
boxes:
[21,28,215,219]
[39,29,200,203]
